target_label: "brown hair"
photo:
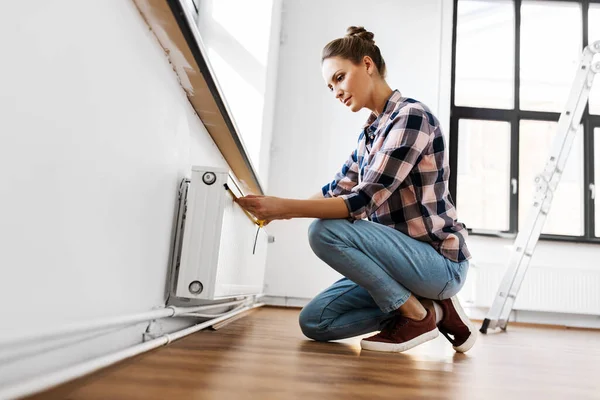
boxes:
[321,26,387,78]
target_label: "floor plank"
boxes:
[29,307,600,400]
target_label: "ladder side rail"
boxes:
[545,49,598,192]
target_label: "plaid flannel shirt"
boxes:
[322,90,471,262]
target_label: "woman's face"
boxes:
[322,56,374,112]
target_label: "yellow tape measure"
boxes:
[223,184,266,228]
[224,183,265,255]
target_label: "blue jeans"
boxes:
[299,219,469,341]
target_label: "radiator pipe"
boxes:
[0,298,250,347]
[0,302,264,400]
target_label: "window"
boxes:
[185,0,276,182]
[518,121,584,236]
[457,120,512,231]
[454,1,515,109]
[451,0,600,243]
[520,2,582,112]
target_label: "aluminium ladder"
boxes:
[480,41,600,334]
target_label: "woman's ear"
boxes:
[363,56,374,76]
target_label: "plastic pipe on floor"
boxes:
[0,298,250,347]
[180,303,248,318]
[0,324,129,365]
[0,303,264,400]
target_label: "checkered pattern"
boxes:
[322,90,470,262]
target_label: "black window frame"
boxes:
[450,0,600,244]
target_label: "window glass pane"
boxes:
[455,0,514,109]
[457,120,511,231]
[520,2,582,112]
[595,129,600,236]
[519,121,584,236]
[195,0,275,179]
[589,4,600,115]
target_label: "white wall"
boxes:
[264,0,450,300]
[264,0,600,327]
[0,0,280,387]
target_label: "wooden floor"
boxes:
[31,307,600,400]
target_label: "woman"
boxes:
[237,26,475,353]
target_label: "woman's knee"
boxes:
[307,219,347,252]
[298,303,333,342]
[307,219,327,249]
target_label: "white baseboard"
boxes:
[261,296,310,308]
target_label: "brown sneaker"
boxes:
[437,296,476,353]
[360,309,438,352]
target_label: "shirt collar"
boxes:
[363,89,403,135]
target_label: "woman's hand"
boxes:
[236,195,290,222]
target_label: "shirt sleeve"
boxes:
[321,148,359,198]
[339,108,433,220]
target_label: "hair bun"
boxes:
[345,26,375,44]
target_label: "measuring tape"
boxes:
[223,183,265,255]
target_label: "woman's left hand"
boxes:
[236,195,289,221]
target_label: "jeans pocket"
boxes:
[437,279,454,300]
[437,260,469,300]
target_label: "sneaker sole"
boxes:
[448,296,477,353]
[360,328,439,353]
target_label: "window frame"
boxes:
[450,0,600,244]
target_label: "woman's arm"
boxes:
[321,149,360,198]
[236,195,349,221]
[286,197,349,219]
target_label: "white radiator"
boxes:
[474,262,600,315]
[169,166,270,300]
